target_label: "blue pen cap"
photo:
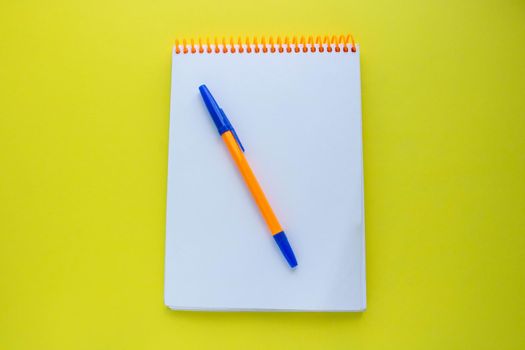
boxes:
[199,85,229,135]
[198,84,245,152]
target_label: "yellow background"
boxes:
[1,0,524,348]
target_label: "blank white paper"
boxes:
[165,45,365,311]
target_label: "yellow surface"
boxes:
[1,0,524,348]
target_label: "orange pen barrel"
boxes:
[221,131,283,236]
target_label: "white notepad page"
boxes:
[165,44,365,311]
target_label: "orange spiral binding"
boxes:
[174,35,357,54]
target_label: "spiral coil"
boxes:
[175,35,356,54]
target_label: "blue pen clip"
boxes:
[220,108,245,152]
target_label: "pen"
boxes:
[199,84,298,269]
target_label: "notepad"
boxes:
[165,35,366,311]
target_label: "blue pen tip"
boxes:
[199,85,216,108]
[199,84,230,135]
[199,85,214,106]
[273,231,298,269]
[198,84,208,94]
